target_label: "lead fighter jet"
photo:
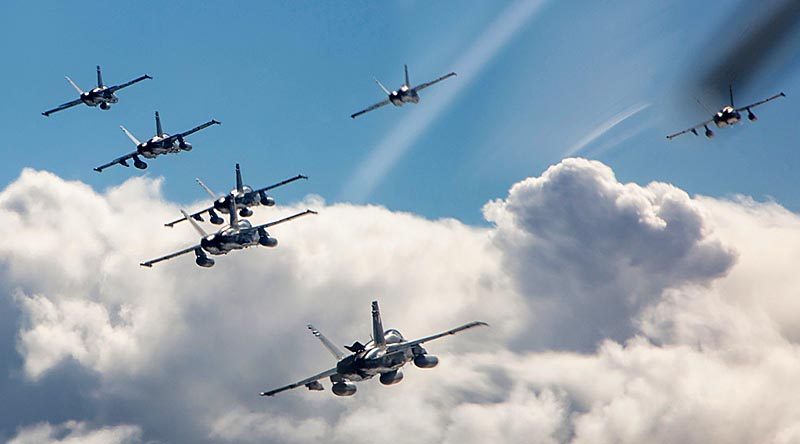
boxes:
[350,65,456,119]
[141,199,316,268]
[260,300,487,397]
[42,65,151,116]
[666,85,785,140]
[164,163,307,227]
[94,111,220,172]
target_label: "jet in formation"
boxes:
[42,65,151,117]
[141,198,316,268]
[260,300,487,397]
[94,111,220,172]
[666,86,786,140]
[350,65,456,119]
[165,164,307,227]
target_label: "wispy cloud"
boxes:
[563,102,651,157]
[340,0,549,202]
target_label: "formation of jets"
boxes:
[39,60,786,399]
[141,201,316,268]
[260,301,487,397]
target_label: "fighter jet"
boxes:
[42,65,151,116]
[141,199,316,268]
[666,85,785,139]
[94,111,220,172]
[350,65,456,119]
[164,164,307,227]
[259,300,487,397]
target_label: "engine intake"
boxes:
[379,370,404,385]
[259,235,278,247]
[332,382,357,396]
[414,354,439,368]
[260,191,276,206]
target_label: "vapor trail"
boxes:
[563,102,650,157]
[340,0,548,202]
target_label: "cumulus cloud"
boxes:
[7,421,141,444]
[0,159,799,444]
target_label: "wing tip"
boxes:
[93,167,103,173]
[140,262,153,268]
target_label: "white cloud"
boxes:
[1,158,800,443]
[7,421,141,444]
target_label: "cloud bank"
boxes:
[1,158,799,443]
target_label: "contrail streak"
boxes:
[340,0,548,202]
[563,102,650,157]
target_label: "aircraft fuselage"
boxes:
[199,221,277,256]
[713,106,741,128]
[211,186,276,215]
[137,134,192,159]
[335,330,429,382]
[80,87,118,108]
[389,85,420,107]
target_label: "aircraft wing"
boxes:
[386,321,488,353]
[42,98,83,117]
[166,119,221,142]
[107,74,152,93]
[250,209,317,231]
[412,72,457,93]
[93,151,139,172]
[254,174,308,195]
[350,99,391,119]
[665,118,714,140]
[259,367,339,397]
[164,206,215,227]
[140,245,200,268]
[735,92,786,112]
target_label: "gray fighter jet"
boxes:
[141,199,316,268]
[164,164,307,227]
[42,65,151,116]
[350,65,456,119]
[260,300,487,397]
[94,111,220,172]
[667,85,785,139]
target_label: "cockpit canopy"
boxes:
[383,329,404,344]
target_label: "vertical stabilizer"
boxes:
[371,300,386,347]
[155,111,163,135]
[228,195,239,227]
[729,84,734,107]
[97,65,104,87]
[374,78,391,96]
[65,76,84,94]
[235,163,244,193]
[181,210,208,237]
[404,64,409,86]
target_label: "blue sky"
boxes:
[1,0,799,225]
